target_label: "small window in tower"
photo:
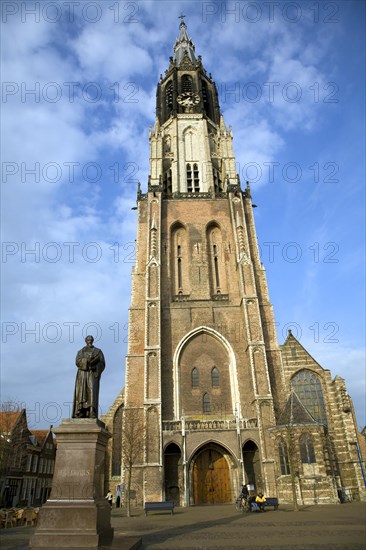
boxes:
[203,393,211,413]
[186,163,193,192]
[182,75,193,93]
[193,163,199,192]
[211,367,220,387]
[165,81,173,114]
[213,244,220,289]
[191,368,199,388]
[177,245,182,289]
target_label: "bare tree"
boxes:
[285,426,299,511]
[121,407,145,517]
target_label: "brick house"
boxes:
[0,409,56,507]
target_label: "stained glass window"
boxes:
[291,370,327,425]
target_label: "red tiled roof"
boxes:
[30,430,49,446]
[0,411,22,432]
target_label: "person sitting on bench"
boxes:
[248,495,259,511]
[255,492,266,511]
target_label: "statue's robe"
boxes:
[72,345,105,418]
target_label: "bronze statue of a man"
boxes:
[72,335,105,419]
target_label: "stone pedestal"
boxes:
[30,419,114,549]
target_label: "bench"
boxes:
[264,497,279,510]
[144,501,174,516]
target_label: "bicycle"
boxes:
[235,496,251,513]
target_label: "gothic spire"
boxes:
[173,16,197,67]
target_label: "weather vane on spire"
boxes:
[178,14,186,23]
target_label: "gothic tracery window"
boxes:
[291,370,327,425]
[278,439,290,475]
[300,433,316,464]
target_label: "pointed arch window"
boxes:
[191,368,199,388]
[203,393,211,413]
[211,367,220,387]
[300,433,316,464]
[278,440,290,475]
[291,370,327,425]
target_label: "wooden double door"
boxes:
[192,448,231,504]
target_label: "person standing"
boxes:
[105,490,113,507]
[115,485,121,508]
[240,484,249,500]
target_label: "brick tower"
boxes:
[123,18,285,506]
[114,20,366,507]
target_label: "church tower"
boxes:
[114,19,366,506]
[124,19,285,505]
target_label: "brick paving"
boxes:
[0,502,365,550]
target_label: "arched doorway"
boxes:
[242,440,262,491]
[164,443,182,506]
[191,444,232,504]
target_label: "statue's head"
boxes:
[85,335,94,346]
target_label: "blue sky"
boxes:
[1,0,365,429]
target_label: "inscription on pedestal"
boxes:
[30,418,113,549]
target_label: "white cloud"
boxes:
[1,1,364,431]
